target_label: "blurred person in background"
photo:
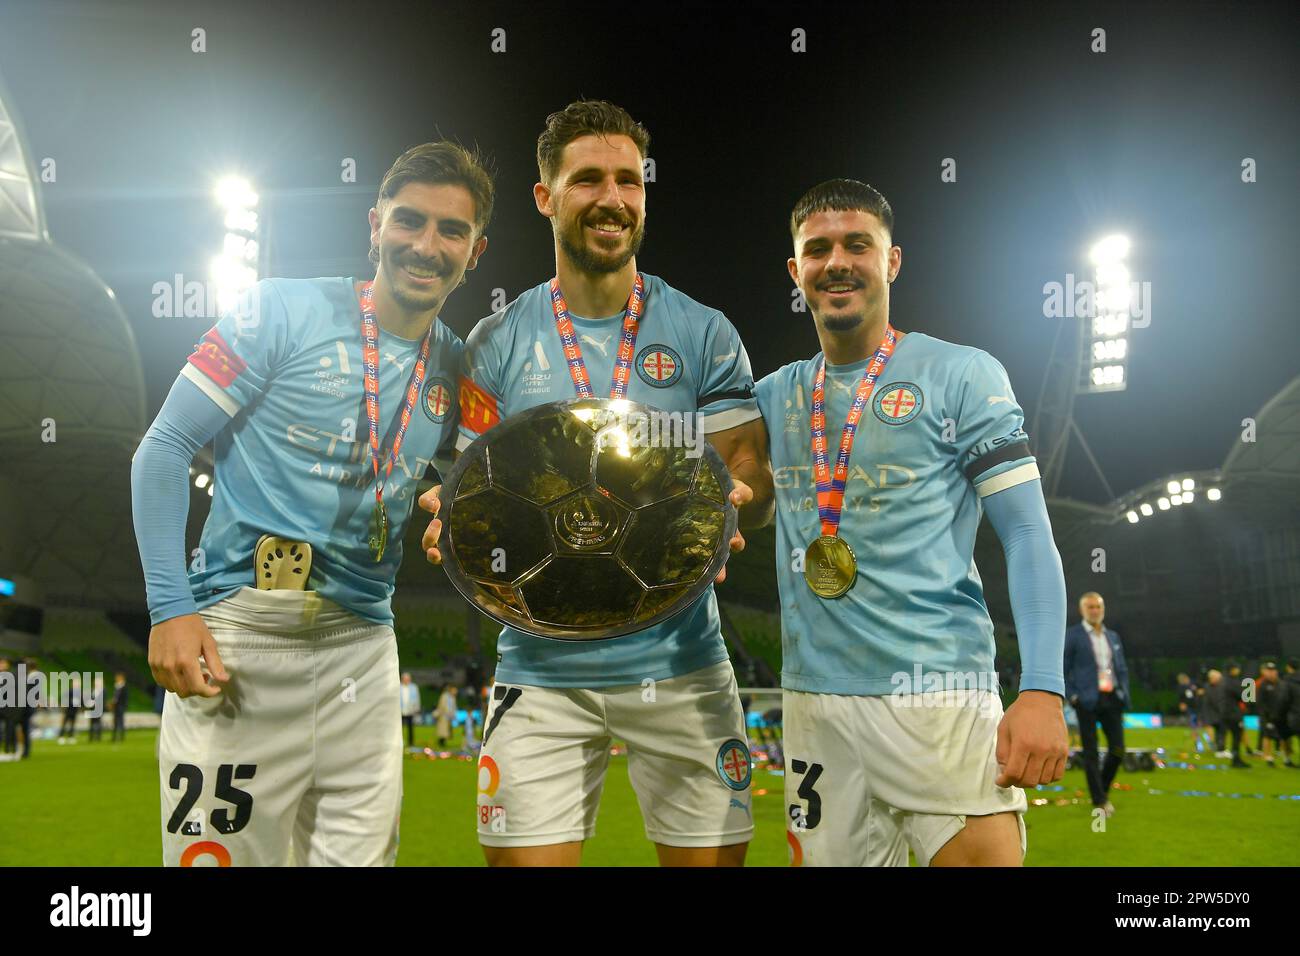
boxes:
[87,679,104,742]
[1203,668,1226,753]
[1280,659,1300,768]
[435,684,456,749]
[0,658,16,756]
[17,659,37,758]
[400,672,421,748]
[1064,592,1129,816]
[58,674,81,744]
[1258,661,1286,767]
[1216,662,1248,768]
[1176,672,1199,742]
[111,673,129,743]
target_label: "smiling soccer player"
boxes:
[423,101,773,866]
[131,142,491,866]
[756,179,1069,867]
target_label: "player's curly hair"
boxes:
[370,141,496,263]
[536,100,650,187]
[789,179,894,243]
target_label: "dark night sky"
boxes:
[1,0,1296,503]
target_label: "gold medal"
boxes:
[804,534,857,598]
[368,500,389,563]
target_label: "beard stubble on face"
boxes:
[557,207,646,276]
[379,246,449,313]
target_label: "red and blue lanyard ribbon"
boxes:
[548,273,645,398]
[811,325,897,537]
[359,281,433,510]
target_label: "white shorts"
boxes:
[159,588,402,867]
[783,688,1027,867]
[476,660,755,848]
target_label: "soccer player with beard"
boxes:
[132,142,491,866]
[421,101,773,866]
[755,179,1068,866]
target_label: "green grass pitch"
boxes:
[0,726,1295,866]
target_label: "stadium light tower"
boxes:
[1084,233,1132,393]
[211,175,260,313]
[1032,231,1138,499]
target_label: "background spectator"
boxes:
[399,672,421,748]
[1064,592,1130,816]
[434,685,456,749]
[112,673,129,743]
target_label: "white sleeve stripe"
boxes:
[181,364,241,417]
[975,461,1040,498]
[454,432,474,452]
[700,404,761,434]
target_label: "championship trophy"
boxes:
[439,398,737,641]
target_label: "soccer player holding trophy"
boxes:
[131,143,491,866]
[423,101,773,866]
[755,180,1069,866]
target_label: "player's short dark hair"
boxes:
[537,100,650,187]
[371,141,495,263]
[790,178,894,244]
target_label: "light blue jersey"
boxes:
[755,332,1039,696]
[182,277,462,626]
[458,273,760,688]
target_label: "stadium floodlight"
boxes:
[212,174,262,314]
[1183,491,1194,503]
[1171,493,1184,505]
[1126,510,1139,523]
[1166,480,1181,494]
[1089,234,1131,266]
[1081,233,1132,394]
[1181,478,1195,491]
[1158,497,1170,510]
[215,175,258,210]
[1208,488,1222,501]
[1139,502,1154,516]
[207,485,214,497]
[194,473,210,490]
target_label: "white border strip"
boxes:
[181,364,241,418]
[975,461,1040,498]
[701,404,761,434]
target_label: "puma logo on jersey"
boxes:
[987,395,1011,405]
[580,333,613,357]
[385,352,413,373]
[713,350,738,366]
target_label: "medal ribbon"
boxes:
[548,273,645,398]
[811,325,898,537]
[359,281,434,515]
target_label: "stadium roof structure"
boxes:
[0,75,148,613]
[975,375,1300,658]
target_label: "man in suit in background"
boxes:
[111,673,129,743]
[1064,592,1130,816]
